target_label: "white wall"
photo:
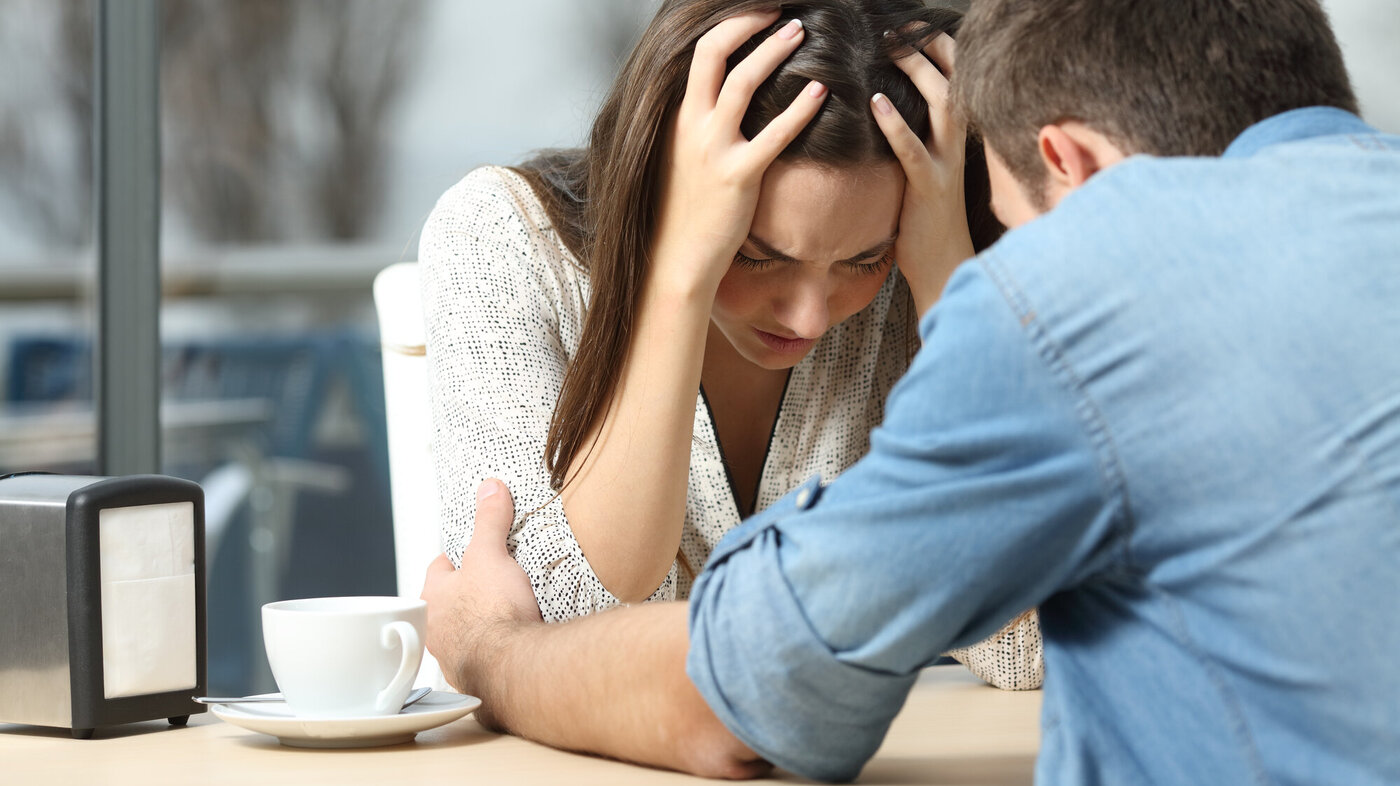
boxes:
[379,0,654,256]
[1324,0,1400,133]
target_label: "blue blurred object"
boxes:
[5,337,91,404]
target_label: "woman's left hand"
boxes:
[870,32,976,318]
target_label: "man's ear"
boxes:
[1036,122,1128,194]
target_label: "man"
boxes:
[422,0,1400,782]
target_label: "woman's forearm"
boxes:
[904,229,974,318]
[561,270,717,602]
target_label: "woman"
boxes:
[420,0,1041,689]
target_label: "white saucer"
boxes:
[210,691,481,748]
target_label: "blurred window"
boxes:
[0,0,97,477]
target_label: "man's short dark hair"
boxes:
[954,0,1359,195]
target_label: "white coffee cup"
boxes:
[261,596,426,718]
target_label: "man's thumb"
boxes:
[471,478,515,551]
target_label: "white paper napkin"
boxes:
[98,501,198,698]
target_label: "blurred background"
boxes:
[0,0,1395,697]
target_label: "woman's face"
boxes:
[711,159,905,370]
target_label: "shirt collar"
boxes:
[1224,106,1375,159]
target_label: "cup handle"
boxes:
[374,620,424,713]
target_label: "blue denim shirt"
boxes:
[686,107,1400,784]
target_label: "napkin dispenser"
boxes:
[0,473,206,738]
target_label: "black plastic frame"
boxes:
[65,475,206,733]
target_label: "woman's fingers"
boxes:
[891,33,965,157]
[870,92,933,183]
[922,33,964,150]
[684,10,782,113]
[744,80,828,165]
[890,38,947,98]
[924,30,956,77]
[713,18,806,124]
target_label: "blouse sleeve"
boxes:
[419,166,677,623]
[944,608,1045,690]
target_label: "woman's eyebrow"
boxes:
[746,233,897,264]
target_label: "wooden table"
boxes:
[1,666,1041,785]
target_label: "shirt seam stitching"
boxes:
[976,254,1140,573]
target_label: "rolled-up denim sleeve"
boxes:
[686,259,1127,781]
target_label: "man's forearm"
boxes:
[468,601,765,778]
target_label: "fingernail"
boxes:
[778,18,802,39]
[808,81,827,98]
[872,93,893,115]
[477,479,500,501]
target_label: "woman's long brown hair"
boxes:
[514,0,1003,492]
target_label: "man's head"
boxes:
[953,0,1359,226]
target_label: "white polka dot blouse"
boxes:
[419,166,1043,690]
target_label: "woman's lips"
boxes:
[755,328,816,355]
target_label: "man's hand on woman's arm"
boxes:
[421,479,766,779]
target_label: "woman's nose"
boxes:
[775,278,830,340]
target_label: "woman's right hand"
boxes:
[649,10,829,299]
[561,12,826,603]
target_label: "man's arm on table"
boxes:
[424,259,1125,780]
[421,481,763,779]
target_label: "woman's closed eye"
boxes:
[732,250,894,275]
[733,250,777,270]
[845,252,894,275]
